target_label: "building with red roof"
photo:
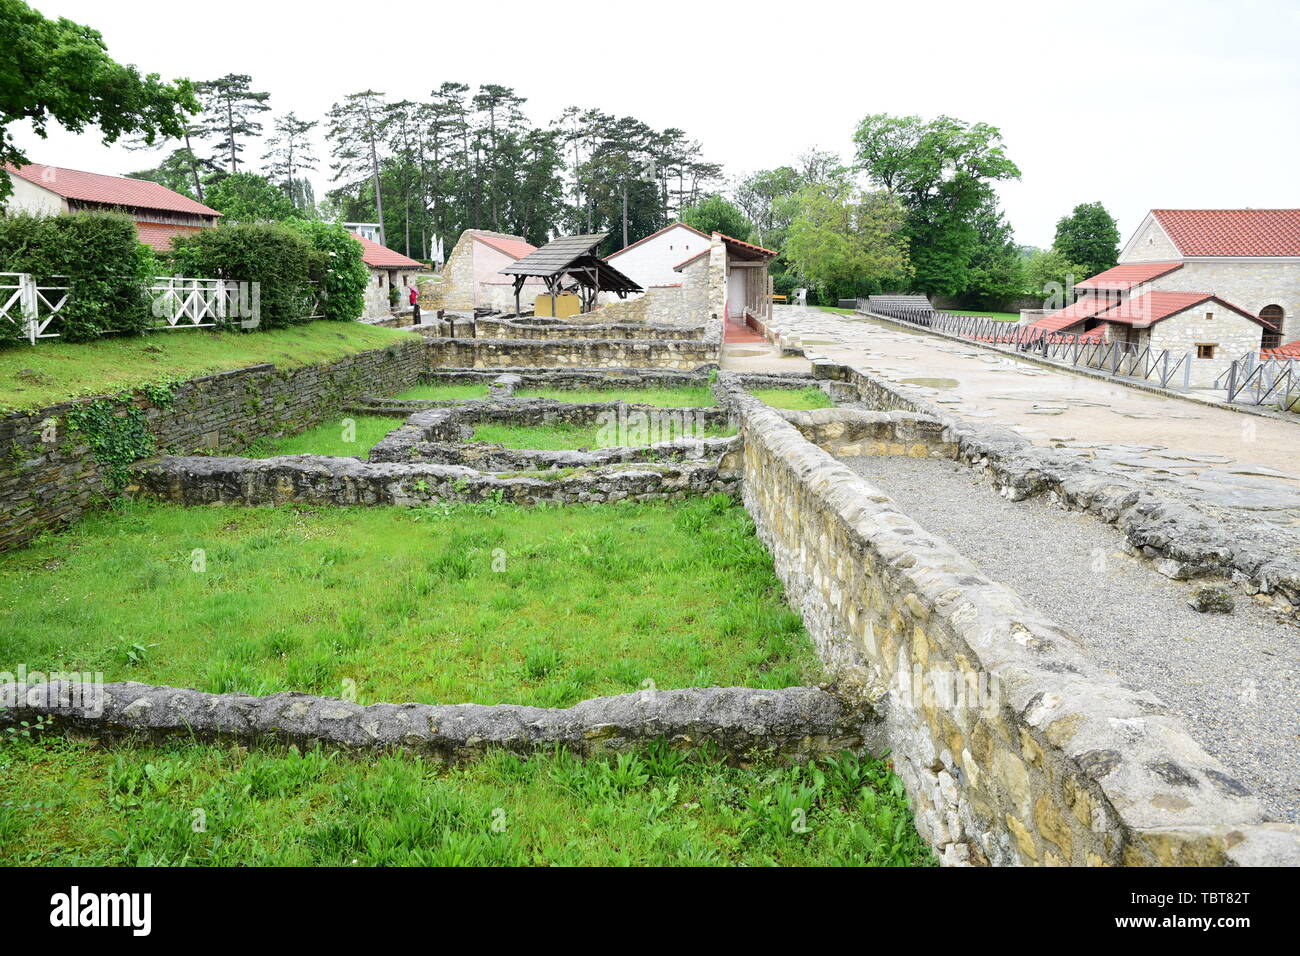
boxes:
[4,163,221,250]
[1025,209,1300,375]
[432,229,547,312]
[348,233,428,319]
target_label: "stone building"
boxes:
[1027,209,1300,380]
[430,229,545,312]
[352,233,426,319]
[3,162,221,250]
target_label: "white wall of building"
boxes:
[2,173,68,216]
[605,224,710,298]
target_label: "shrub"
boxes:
[170,223,314,330]
[286,220,368,322]
[0,212,153,344]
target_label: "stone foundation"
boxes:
[718,371,1300,866]
[2,681,870,763]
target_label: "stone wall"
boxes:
[590,285,686,323]
[778,407,958,459]
[0,336,425,552]
[2,681,869,763]
[723,374,1299,865]
[1146,306,1265,387]
[423,335,720,371]
[127,454,738,507]
[474,317,708,341]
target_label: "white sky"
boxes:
[10,0,1299,249]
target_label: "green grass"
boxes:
[0,498,816,707]
[817,306,857,315]
[944,309,1020,322]
[512,386,716,407]
[243,415,405,458]
[471,421,735,450]
[393,382,489,401]
[0,322,420,412]
[750,387,834,410]
[0,735,934,866]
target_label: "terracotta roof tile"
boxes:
[1029,295,1116,333]
[1151,209,1300,257]
[6,163,221,218]
[471,231,536,260]
[1102,291,1267,328]
[351,234,425,269]
[1075,261,1183,290]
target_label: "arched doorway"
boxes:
[1260,305,1284,349]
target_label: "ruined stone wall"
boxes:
[723,374,1299,866]
[590,286,687,323]
[474,317,707,341]
[0,337,425,552]
[423,335,720,371]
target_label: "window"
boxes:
[1196,344,1216,359]
[1205,312,1214,321]
[1263,328,1282,349]
[1260,304,1284,328]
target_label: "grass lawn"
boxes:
[0,499,816,707]
[944,309,1020,322]
[512,386,716,407]
[0,322,419,412]
[750,387,834,410]
[244,415,404,458]
[818,306,856,315]
[0,735,933,866]
[393,382,489,401]
[471,421,735,450]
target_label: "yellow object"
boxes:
[771,294,787,303]
[534,292,581,318]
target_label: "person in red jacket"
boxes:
[408,283,420,326]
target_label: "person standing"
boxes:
[408,283,421,326]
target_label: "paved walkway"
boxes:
[849,455,1298,822]
[745,306,1300,528]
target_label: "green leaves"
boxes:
[0,0,196,201]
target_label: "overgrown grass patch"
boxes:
[471,421,735,450]
[243,415,403,458]
[750,387,834,410]
[0,322,419,412]
[512,386,716,407]
[0,498,815,707]
[0,735,934,866]
[393,382,489,401]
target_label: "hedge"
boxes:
[0,212,155,344]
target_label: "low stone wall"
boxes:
[127,454,738,507]
[399,436,739,472]
[423,329,721,372]
[1,681,870,763]
[721,373,1299,866]
[0,336,425,552]
[820,361,1300,612]
[475,317,708,341]
[778,408,958,459]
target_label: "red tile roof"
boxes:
[606,222,709,260]
[6,163,221,218]
[471,231,536,260]
[135,222,204,251]
[1151,209,1300,257]
[1101,291,1266,328]
[1263,340,1300,360]
[351,234,425,269]
[1075,261,1182,291]
[717,232,776,259]
[1029,295,1117,334]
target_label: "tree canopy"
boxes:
[681,194,751,241]
[0,0,197,201]
[1053,201,1120,280]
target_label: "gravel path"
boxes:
[844,455,1299,822]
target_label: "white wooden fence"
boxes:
[0,272,277,342]
[0,272,70,344]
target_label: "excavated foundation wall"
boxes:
[719,373,1299,866]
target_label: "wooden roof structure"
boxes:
[499,233,642,314]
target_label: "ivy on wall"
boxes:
[65,383,178,490]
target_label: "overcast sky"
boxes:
[11,0,1299,249]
